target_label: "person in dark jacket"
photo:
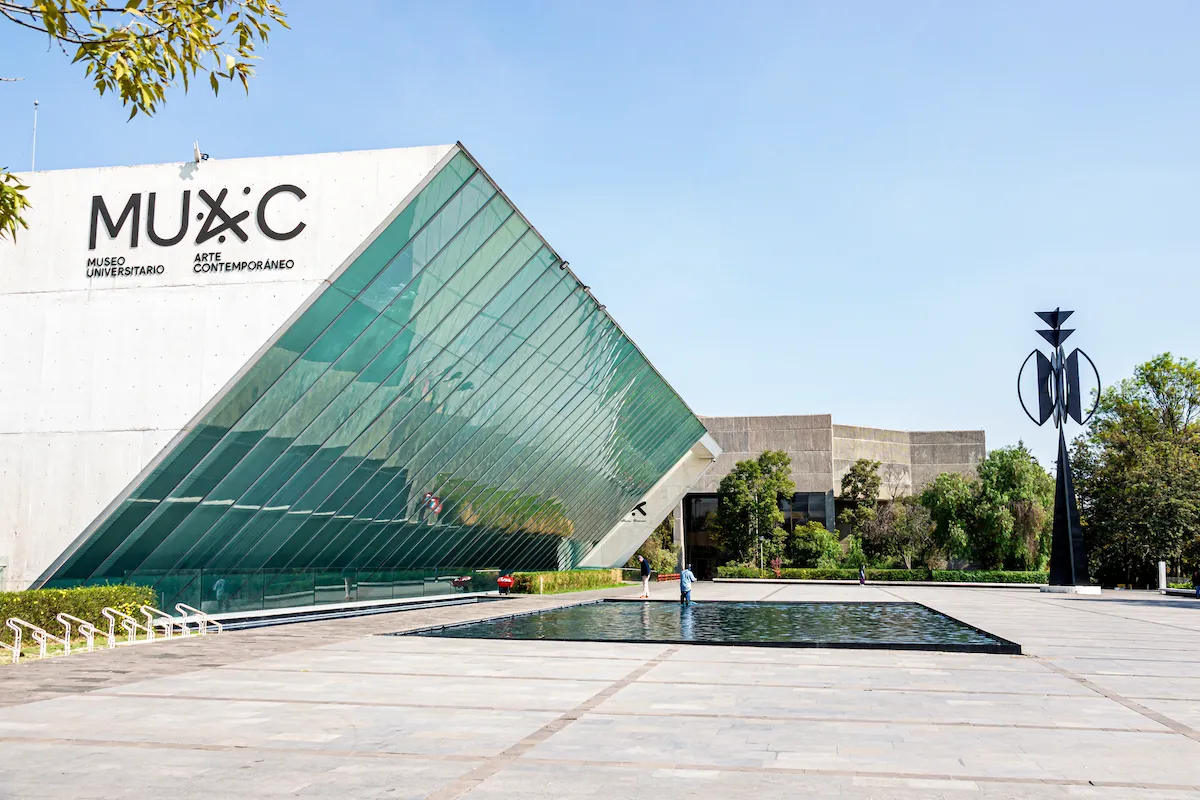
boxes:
[637,554,652,599]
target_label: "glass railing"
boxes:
[107,568,502,614]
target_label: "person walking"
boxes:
[859,565,866,586]
[213,577,228,613]
[637,554,652,599]
[1192,567,1200,599]
[680,563,696,606]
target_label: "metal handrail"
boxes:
[174,603,222,635]
[7,617,67,660]
[139,605,183,641]
[55,613,99,655]
[101,607,149,646]
[1,620,21,664]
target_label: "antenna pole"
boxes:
[31,100,39,172]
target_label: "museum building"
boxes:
[0,144,720,609]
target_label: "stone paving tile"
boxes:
[92,668,608,711]
[595,680,1170,731]
[0,740,477,799]
[0,693,554,756]
[1046,656,1200,679]
[0,586,645,708]
[463,761,1200,800]
[1068,673,1200,701]
[220,647,645,681]
[323,634,669,662]
[521,713,1200,785]
[665,644,1032,670]
[639,658,1092,695]
[2,582,1199,799]
[1134,698,1200,729]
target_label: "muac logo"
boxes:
[88,184,307,250]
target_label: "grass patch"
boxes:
[510,569,626,594]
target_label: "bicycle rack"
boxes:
[7,617,67,660]
[140,605,183,641]
[1,619,21,664]
[102,607,149,646]
[55,613,99,655]
[174,603,223,636]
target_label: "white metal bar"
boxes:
[174,603,222,635]
[7,617,66,659]
[139,606,183,641]
[55,613,98,654]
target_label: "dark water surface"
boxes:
[412,600,1019,653]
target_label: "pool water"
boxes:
[411,600,1020,654]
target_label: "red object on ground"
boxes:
[656,573,680,582]
[497,575,514,594]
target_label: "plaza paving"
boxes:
[1,582,1198,799]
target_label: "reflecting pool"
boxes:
[410,600,1020,654]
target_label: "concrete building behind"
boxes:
[679,415,985,577]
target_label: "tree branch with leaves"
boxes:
[0,0,288,241]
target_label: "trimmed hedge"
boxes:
[510,569,625,594]
[0,584,157,637]
[931,570,1048,584]
[716,566,1048,584]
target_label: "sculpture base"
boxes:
[1040,585,1102,595]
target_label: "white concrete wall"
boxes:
[577,434,721,569]
[0,145,454,588]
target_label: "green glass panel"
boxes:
[46,149,709,599]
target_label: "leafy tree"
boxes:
[840,535,868,569]
[915,446,1053,570]
[1,0,289,240]
[626,513,679,574]
[838,458,886,561]
[710,450,795,566]
[1074,354,1200,585]
[889,496,940,569]
[839,459,881,528]
[971,443,1054,570]
[787,520,842,568]
[919,471,976,560]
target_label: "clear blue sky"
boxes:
[3,0,1198,468]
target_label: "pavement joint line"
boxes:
[632,678,1088,697]
[89,691,1175,735]
[3,735,1200,793]
[1033,655,1200,744]
[759,585,791,601]
[208,665,617,683]
[422,644,682,800]
[200,660,1057,680]
[322,647,1040,672]
[0,735,484,763]
[510,756,1200,792]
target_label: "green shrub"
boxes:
[787,521,843,568]
[931,570,1047,584]
[715,567,1049,584]
[716,565,767,578]
[510,569,625,594]
[0,584,157,638]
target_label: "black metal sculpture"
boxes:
[1017,309,1100,586]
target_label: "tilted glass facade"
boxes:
[42,149,707,611]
